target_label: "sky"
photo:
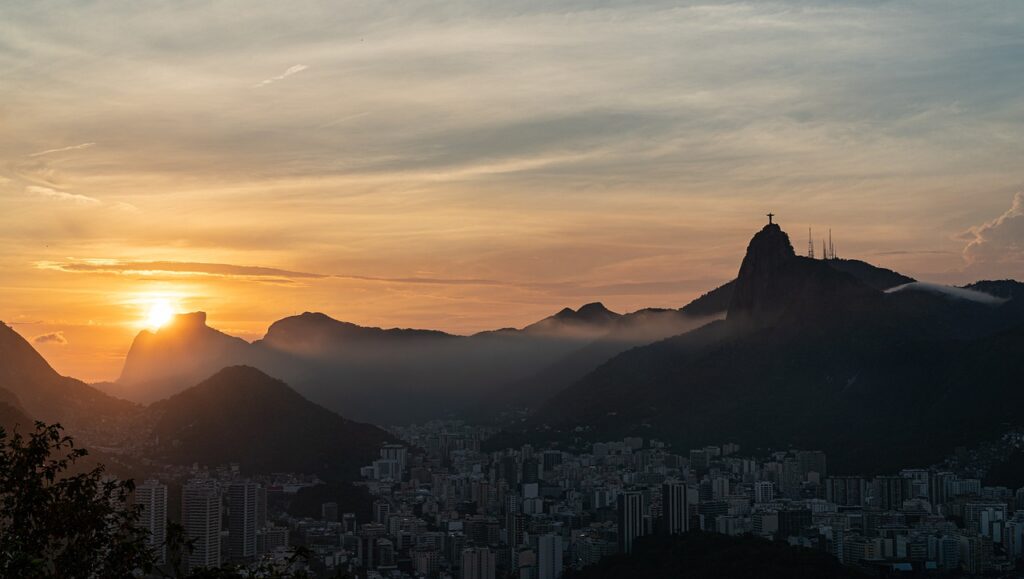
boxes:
[1,0,1023,381]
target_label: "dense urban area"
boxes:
[133,421,1024,578]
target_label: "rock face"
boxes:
[727,223,798,328]
[112,312,252,403]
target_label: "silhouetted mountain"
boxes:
[145,366,391,479]
[678,281,735,317]
[260,311,456,356]
[110,301,733,423]
[964,279,1024,301]
[825,258,914,291]
[0,322,135,443]
[496,223,1024,473]
[0,386,31,432]
[108,312,251,404]
[486,306,725,412]
[524,302,621,336]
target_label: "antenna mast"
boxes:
[807,228,815,259]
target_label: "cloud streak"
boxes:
[254,64,308,87]
[28,142,96,157]
[26,185,101,205]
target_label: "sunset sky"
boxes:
[2,0,1023,381]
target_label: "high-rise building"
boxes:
[537,533,563,579]
[506,494,523,542]
[617,490,646,554]
[661,482,689,535]
[255,485,267,529]
[461,546,496,579]
[342,512,358,534]
[182,478,222,571]
[825,476,866,507]
[754,481,775,504]
[380,444,408,480]
[874,476,908,512]
[228,481,258,562]
[135,479,168,565]
[374,499,392,525]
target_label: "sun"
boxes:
[143,299,177,330]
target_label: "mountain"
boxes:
[0,386,31,433]
[108,312,251,404]
[144,366,392,479]
[484,306,726,412]
[522,302,622,337]
[106,300,735,423]
[0,322,135,443]
[495,223,1024,473]
[259,311,457,356]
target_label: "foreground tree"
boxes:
[0,421,344,579]
[0,421,156,578]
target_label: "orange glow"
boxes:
[140,298,178,331]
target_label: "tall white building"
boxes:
[617,490,646,554]
[135,479,168,565]
[228,481,259,562]
[461,546,496,579]
[537,533,563,579]
[662,481,689,535]
[182,478,222,571]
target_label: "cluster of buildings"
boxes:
[298,421,1024,578]
[132,465,309,574]
[130,423,1024,578]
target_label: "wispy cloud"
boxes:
[28,142,96,157]
[254,64,308,88]
[26,185,101,205]
[34,258,718,300]
[32,331,68,345]
[37,260,328,280]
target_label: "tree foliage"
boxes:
[0,421,156,578]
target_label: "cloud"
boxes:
[28,142,96,157]
[26,185,101,205]
[254,64,308,88]
[32,331,68,345]
[37,260,328,280]
[886,282,1006,305]
[960,192,1024,274]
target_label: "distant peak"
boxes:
[169,311,207,328]
[578,302,611,314]
[554,307,575,318]
[726,223,798,326]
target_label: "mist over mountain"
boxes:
[492,223,1024,474]
[104,300,724,423]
